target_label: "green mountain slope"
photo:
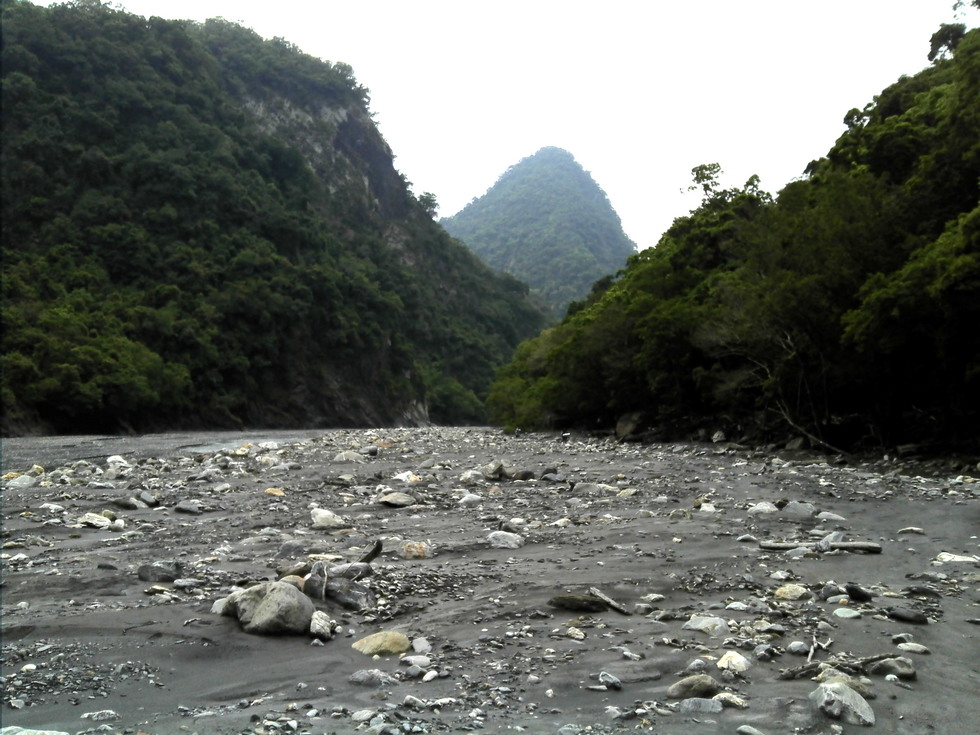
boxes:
[0,0,547,434]
[489,29,980,452]
[441,147,636,317]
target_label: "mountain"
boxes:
[440,147,636,317]
[489,29,980,452]
[0,0,548,435]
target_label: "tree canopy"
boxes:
[489,29,980,452]
[1,0,547,434]
[441,147,637,318]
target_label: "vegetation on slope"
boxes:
[0,0,547,434]
[441,147,636,318]
[489,29,980,451]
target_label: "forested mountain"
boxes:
[0,0,548,434]
[441,147,636,317]
[489,27,980,452]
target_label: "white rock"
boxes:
[487,530,524,549]
[682,614,730,637]
[747,501,778,514]
[934,552,979,563]
[311,508,348,529]
[76,512,112,529]
[716,650,751,672]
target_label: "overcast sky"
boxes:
[63,1,978,249]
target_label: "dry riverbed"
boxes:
[1,428,978,735]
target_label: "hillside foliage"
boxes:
[441,147,636,318]
[0,0,547,434]
[489,30,980,451]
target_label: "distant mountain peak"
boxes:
[442,147,636,317]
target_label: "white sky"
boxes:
[51,1,980,249]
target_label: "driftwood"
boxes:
[588,586,632,616]
[779,652,897,680]
[758,540,882,554]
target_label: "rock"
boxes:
[833,607,862,619]
[378,491,415,507]
[174,500,202,515]
[549,594,608,612]
[487,530,524,549]
[598,671,622,690]
[0,729,71,735]
[228,581,315,635]
[887,607,929,624]
[615,412,643,439]
[311,507,348,529]
[897,642,931,654]
[773,583,810,600]
[844,583,874,602]
[809,681,875,726]
[666,674,722,699]
[736,727,768,735]
[399,540,433,558]
[349,668,398,687]
[714,691,749,708]
[781,500,817,516]
[309,610,337,640]
[679,697,724,714]
[681,614,730,636]
[324,577,376,610]
[137,560,184,582]
[76,512,112,529]
[716,650,751,673]
[867,657,916,680]
[935,551,980,563]
[352,631,411,656]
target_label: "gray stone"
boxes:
[678,697,724,714]
[309,610,337,640]
[666,674,722,699]
[137,560,184,582]
[229,581,315,635]
[174,500,202,514]
[782,500,817,516]
[809,682,875,726]
[681,614,729,636]
[349,669,398,687]
[487,530,524,549]
[378,491,415,507]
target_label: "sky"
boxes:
[53,1,979,249]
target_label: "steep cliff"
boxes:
[0,1,547,434]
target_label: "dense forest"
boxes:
[489,25,980,452]
[441,147,636,317]
[0,0,548,434]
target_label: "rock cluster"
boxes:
[2,428,979,734]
